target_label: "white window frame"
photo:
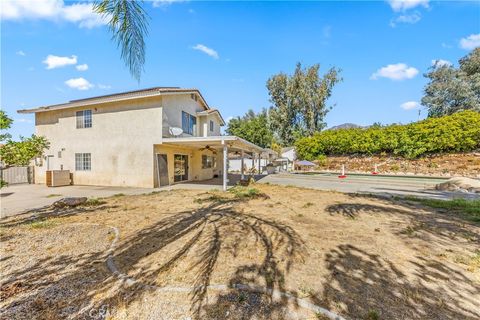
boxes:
[76,110,92,129]
[75,153,91,171]
[202,155,214,169]
[210,120,214,132]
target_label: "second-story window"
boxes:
[76,110,92,129]
[182,111,196,135]
[210,120,214,132]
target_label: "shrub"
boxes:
[229,186,269,200]
[295,111,480,159]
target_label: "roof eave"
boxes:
[16,89,210,114]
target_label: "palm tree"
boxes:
[93,0,149,81]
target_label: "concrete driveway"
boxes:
[258,173,480,200]
[1,184,156,218]
[0,175,250,218]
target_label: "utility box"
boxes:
[46,170,71,187]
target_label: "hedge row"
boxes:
[295,111,480,160]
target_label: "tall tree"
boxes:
[226,109,274,148]
[94,0,149,81]
[267,62,342,145]
[0,112,49,168]
[422,48,480,117]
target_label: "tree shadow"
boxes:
[2,190,478,319]
[311,244,480,319]
[0,202,116,229]
[325,195,479,247]
[325,202,408,219]
[1,193,306,319]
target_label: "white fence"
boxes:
[0,166,33,184]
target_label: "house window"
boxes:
[76,110,92,129]
[75,153,91,171]
[202,155,214,169]
[182,111,196,135]
[210,120,214,132]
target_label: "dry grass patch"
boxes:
[0,185,479,320]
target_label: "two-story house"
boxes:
[18,87,264,190]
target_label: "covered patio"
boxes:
[160,136,266,191]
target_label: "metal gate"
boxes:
[0,166,33,184]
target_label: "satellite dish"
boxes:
[169,127,183,137]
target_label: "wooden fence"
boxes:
[0,166,34,184]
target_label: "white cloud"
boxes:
[390,12,421,27]
[459,34,480,50]
[431,59,452,67]
[76,64,88,71]
[192,44,219,59]
[152,0,186,8]
[16,50,26,56]
[400,101,421,110]
[370,63,419,81]
[65,77,94,90]
[1,0,107,29]
[43,54,77,69]
[388,0,429,12]
[98,84,112,89]
[441,42,453,49]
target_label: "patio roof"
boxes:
[161,135,264,154]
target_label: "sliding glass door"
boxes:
[174,154,188,182]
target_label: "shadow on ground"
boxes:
[309,244,479,319]
[1,190,479,319]
[0,192,306,319]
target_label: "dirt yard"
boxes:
[1,185,479,320]
[316,152,480,178]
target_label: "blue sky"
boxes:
[1,0,479,139]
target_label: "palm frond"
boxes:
[94,0,149,81]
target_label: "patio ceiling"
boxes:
[161,135,264,154]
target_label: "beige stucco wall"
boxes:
[35,96,164,187]
[162,94,207,137]
[162,94,223,137]
[198,114,222,137]
[33,93,225,188]
[153,145,223,186]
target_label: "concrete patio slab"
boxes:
[1,184,156,218]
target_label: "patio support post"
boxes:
[258,153,261,173]
[240,150,245,180]
[223,144,228,191]
[252,153,255,174]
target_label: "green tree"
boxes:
[0,111,50,169]
[295,110,480,160]
[267,62,342,145]
[422,48,480,117]
[94,0,149,81]
[0,110,13,142]
[226,109,274,148]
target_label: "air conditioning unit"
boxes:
[46,170,71,187]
